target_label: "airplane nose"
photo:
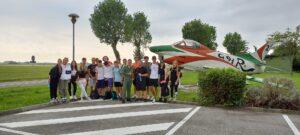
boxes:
[149,46,160,53]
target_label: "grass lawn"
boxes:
[252,72,300,89]
[0,85,49,111]
[181,71,198,85]
[0,64,52,82]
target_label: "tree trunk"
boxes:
[111,43,120,60]
[289,54,294,76]
[134,43,142,60]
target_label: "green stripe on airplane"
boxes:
[149,45,184,53]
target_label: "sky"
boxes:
[0,0,299,63]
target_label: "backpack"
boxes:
[111,91,118,100]
[104,91,112,99]
[92,90,100,99]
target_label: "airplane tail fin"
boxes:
[250,41,275,62]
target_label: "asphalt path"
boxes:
[0,100,299,135]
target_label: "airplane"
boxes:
[149,39,274,72]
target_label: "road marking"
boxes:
[18,102,164,115]
[165,107,200,135]
[0,127,38,135]
[62,122,174,135]
[0,108,192,128]
[283,114,300,135]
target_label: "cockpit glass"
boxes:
[173,39,200,48]
[184,39,200,48]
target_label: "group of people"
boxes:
[48,55,182,103]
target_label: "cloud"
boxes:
[0,0,299,62]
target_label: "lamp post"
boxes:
[68,13,79,61]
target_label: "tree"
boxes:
[126,12,152,59]
[223,32,248,55]
[182,19,217,50]
[269,25,300,75]
[90,0,128,60]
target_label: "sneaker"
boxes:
[50,99,55,103]
[70,96,74,100]
[152,98,156,103]
[147,96,150,99]
[173,98,176,102]
[73,96,77,100]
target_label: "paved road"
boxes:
[0,100,299,135]
[0,80,48,88]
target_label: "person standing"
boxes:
[68,60,78,100]
[143,56,152,100]
[82,58,89,90]
[95,59,105,99]
[59,57,71,102]
[159,62,169,102]
[113,61,122,99]
[132,57,140,98]
[49,58,62,103]
[148,56,159,102]
[103,56,114,99]
[78,64,92,101]
[135,60,148,101]
[88,57,97,97]
[120,59,133,103]
[169,60,180,101]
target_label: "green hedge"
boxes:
[198,68,246,106]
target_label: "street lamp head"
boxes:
[68,13,79,24]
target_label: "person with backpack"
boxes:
[120,59,133,103]
[68,60,78,100]
[49,58,62,103]
[78,63,92,101]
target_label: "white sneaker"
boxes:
[173,98,176,102]
[152,97,156,103]
[50,99,55,103]
[70,96,74,100]
[73,96,77,100]
[147,96,150,99]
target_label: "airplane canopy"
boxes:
[173,39,201,48]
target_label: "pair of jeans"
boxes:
[68,76,77,96]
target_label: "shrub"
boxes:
[246,77,300,110]
[198,68,246,107]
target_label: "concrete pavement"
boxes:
[0,80,48,88]
[0,100,299,135]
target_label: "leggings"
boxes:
[78,79,89,99]
[170,81,178,98]
[68,77,77,96]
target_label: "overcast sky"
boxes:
[0,0,299,63]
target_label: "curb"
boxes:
[0,103,56,116]
[173,100,300,115]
